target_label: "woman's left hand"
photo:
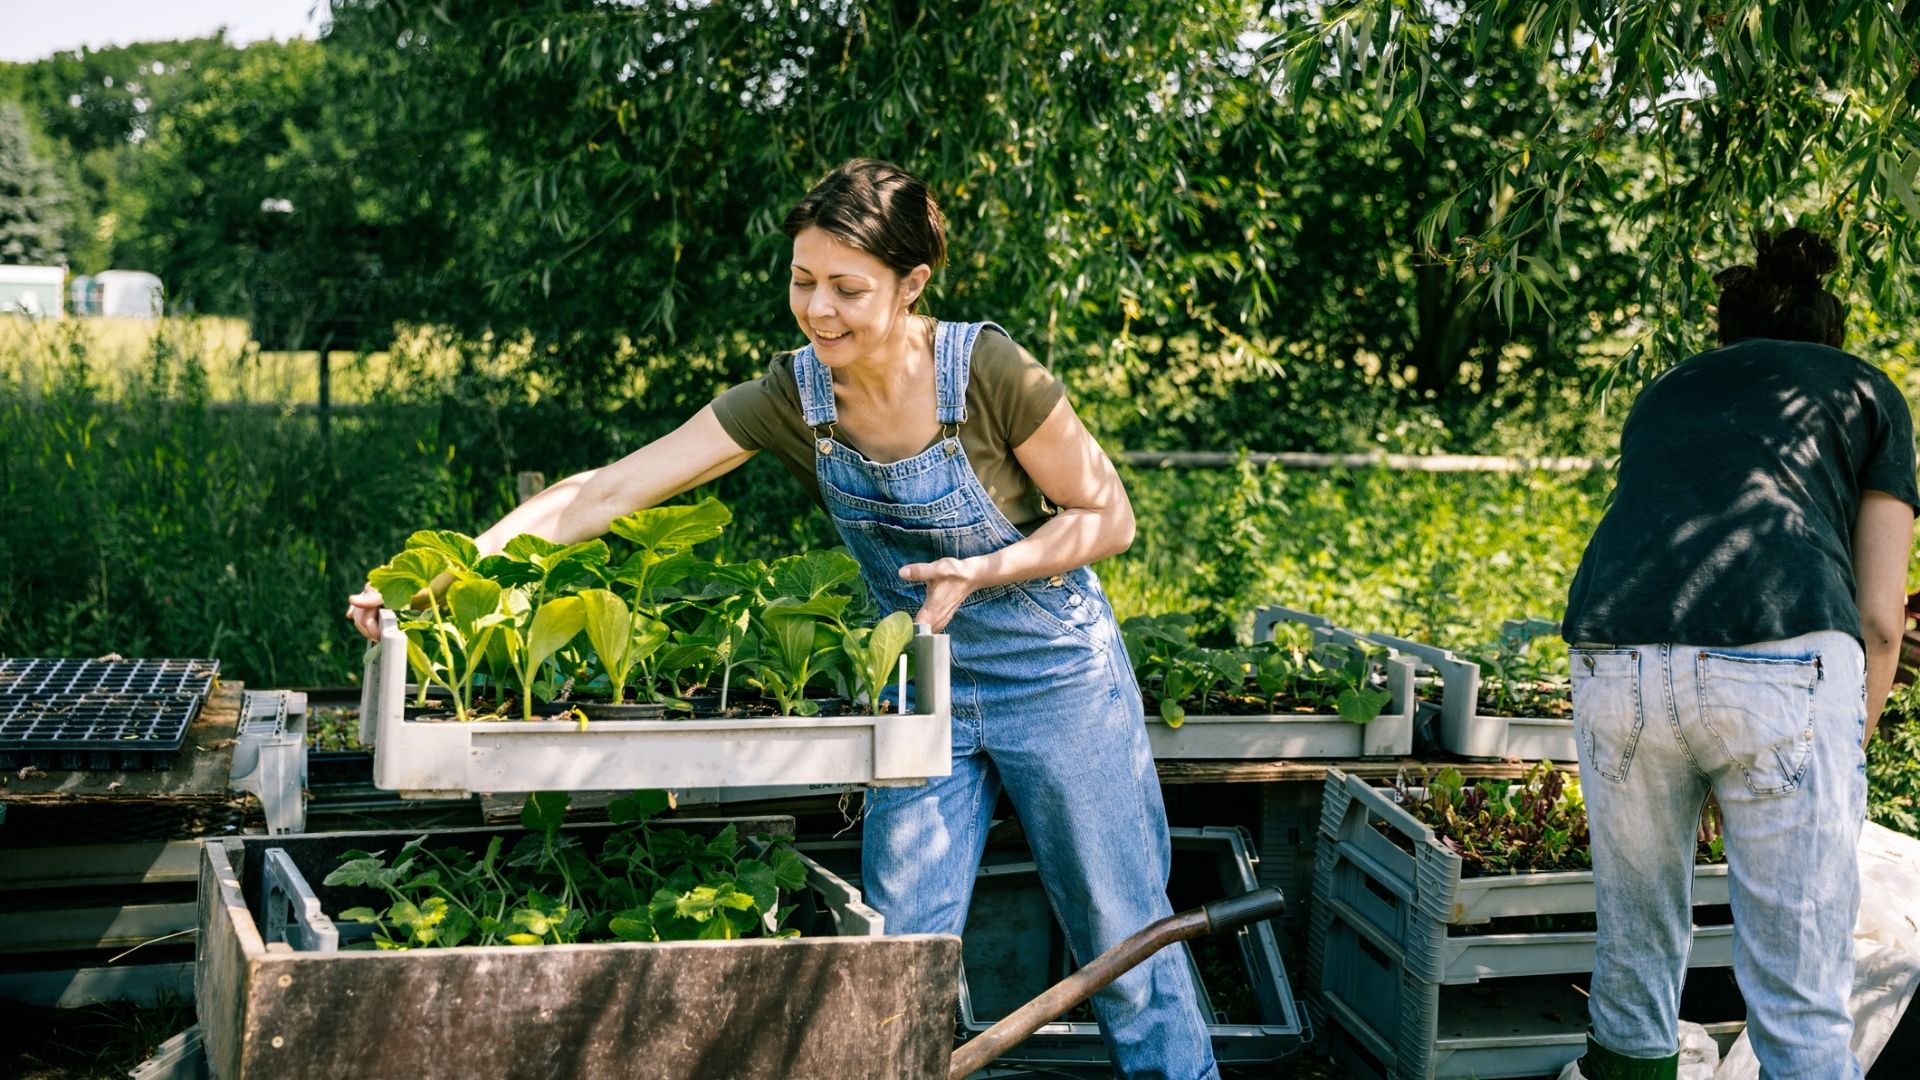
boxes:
[898,557,980,633]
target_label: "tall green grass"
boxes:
[1104,457,1608,652]
[1,320,1616,685]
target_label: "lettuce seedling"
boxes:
[579,588,669,704]
[498,592,587,720]
[838,610,916,715]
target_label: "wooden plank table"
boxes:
[0,683,245,805]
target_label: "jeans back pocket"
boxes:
[1694,651,1818,796]
[1571,649,1642,782]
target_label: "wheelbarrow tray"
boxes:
[196,820,960,1079]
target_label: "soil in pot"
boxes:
[575,700,670,722]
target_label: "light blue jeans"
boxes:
[1571,632,1867,1078]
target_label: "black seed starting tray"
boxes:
[0,692,205,771]
[0,657,219,697]
[0,657,220,771]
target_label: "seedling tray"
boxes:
[0,692,204,771]
[360,611,953,798]
[0,657,221,771]
[1147,606,1417,760]
[0,657,220,697]
[1362,632,1574,760]
[1315,769,1729,931]
[1144,656,1418,759]
[198,819,960,1080]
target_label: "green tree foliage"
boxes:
[116,39,419,346]
[1265,1,1920,375]
[0,101,69,264]
[0,38,238,270]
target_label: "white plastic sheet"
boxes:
[1713,822,1920,1077]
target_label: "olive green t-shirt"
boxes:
[710,327,1066,530]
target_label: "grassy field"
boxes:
[0,316,1895,689]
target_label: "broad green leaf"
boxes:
[447,578,503,636]
[1337,686,1391,724]
[607,789,672,824]
[767,845,808,891]
[502,534,564,561]
[406,530,479,570]
[609,913,654,942]
[581,588,633,673]
[528,596,586,669]
[324,856,391,889]
[608,498,732,552]
[520,791,570,833]
[735,859,778,914]
[338,906,380,923]
[368,549,447,611]
[504,932,543,946]
[473,554,541,588]
[1160,699,1186,728]
[767,550,861,601]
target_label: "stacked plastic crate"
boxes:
[1306,769,1742,1079]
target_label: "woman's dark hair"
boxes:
[1713,227,1845,348]
[782,159,947,307]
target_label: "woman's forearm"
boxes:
[963,503,1135,589]
[1864,630,1900,742]
[472,468,620,557]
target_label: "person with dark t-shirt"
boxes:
[1563,228,1918,1080]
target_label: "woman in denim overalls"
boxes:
[351,159,1218,1079]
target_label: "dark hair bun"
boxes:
[1753,227,1838,287]
[1713,226,1846,347]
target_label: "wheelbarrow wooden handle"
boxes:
[947,886,1287,1079]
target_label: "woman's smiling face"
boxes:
[788,226,926,368]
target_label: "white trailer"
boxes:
[0,265,66,319]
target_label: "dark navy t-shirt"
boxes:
[1563,338,1920,647]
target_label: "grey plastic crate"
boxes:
[1145,607,1416,760]
[1314,838,1732,985]
[955,826,1309,1068]
[1362,630,1575,760]
[1307,770,1736,1079]
[359,609,953,797]
[1316,769,1729,926]
[1323,966,1747,1080]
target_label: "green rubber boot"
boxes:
[1577,1035,1680,1080]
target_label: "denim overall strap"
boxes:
[934,320,993,425]
[791,343,838,430]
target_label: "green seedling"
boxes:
[328,788,807,949]
[579,588,669,704]
[839,610,916,715]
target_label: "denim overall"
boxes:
[794,321,1218,1080]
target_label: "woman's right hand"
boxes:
[346,586,386,643]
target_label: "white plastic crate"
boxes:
[358,610,952,798]
[1144,606,1417,760]
[1362,631,1576,761]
